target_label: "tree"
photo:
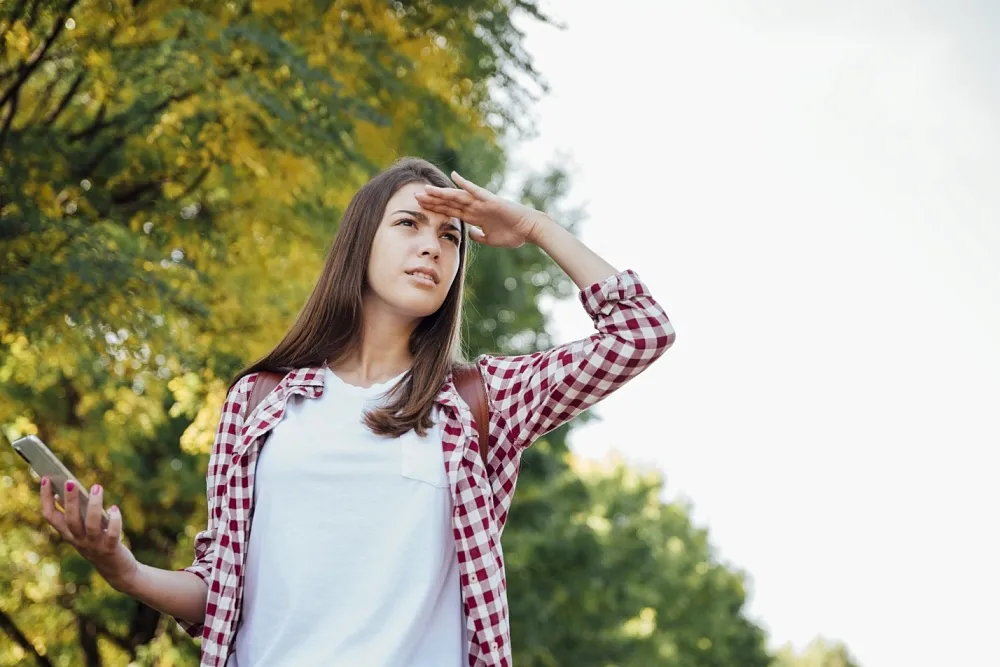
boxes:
[502,445,772,667]
[1,1,563,664]
[773,637,863,667]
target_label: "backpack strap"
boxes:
[452,362,491,466]
[245,370,285,419]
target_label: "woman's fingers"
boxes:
[422,184,474,206]
[430,203,466,220]
[40,477,72,539]
[103,505,122,551]
[451,171,492,199]
[415,192,466,220]
[468,226,488,243]
[85,484,105,537]
[40,476,55,518]
[63,481,85,539]
[41,476,121,559]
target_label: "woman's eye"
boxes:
[399,219,416,228]
[443,233,460,245]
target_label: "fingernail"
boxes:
[41,477,48,487]
[110,505,119,514]
[91,484,101,495]
[65,481,75,492]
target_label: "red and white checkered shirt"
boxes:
[175,269,675,667]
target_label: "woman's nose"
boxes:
[418,234,441,258]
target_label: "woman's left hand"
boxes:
[415,171,550,249]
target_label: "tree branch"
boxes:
[181,166,212,197]
[0,0,83,110]
[70,88,195,143]
[66,100,106,141]
[0,608,53,667]
[125,603,160,651]
[73,136,118,179]
[43,71,86,125]
[80,612,133,655]
[109,179,163,206]
[24,0,46,31]
[70,89,196,178]
[0,87,20,153]
[0,46,73,84]
[61,605,136,659]
[27,68,63,123]
[76,614,100,667]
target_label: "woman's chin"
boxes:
[391,292,447,320]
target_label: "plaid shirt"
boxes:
[175,269,675,667]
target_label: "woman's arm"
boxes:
[417,172,676,453]
[417,170,618,288]
[39,478,209,626]
[117,565,208,624]
[528,212,619,289]
[479,268,673,452]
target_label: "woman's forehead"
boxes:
[386,184,461,229]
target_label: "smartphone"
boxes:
[10,434,110,529]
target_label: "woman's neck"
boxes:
[330,301,415,387]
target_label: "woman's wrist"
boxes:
[525,212,558,248]
[104,556,142,595]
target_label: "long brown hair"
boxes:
[233,157,469,437]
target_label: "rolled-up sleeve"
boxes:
[482,269,675,453]
[173,374,253,638]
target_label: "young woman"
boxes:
[39,158,675,667]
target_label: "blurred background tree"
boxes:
[0,1,853,666]
[773,638,862,667]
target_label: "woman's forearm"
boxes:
[529,214,619,289]
[116,563,208,624]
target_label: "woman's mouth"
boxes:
[405,270,439,287]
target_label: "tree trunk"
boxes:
[76,614,101,667]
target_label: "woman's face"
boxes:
[365,181,463,321]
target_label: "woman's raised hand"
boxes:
[415,171,552,249]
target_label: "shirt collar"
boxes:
[288,365,461,410]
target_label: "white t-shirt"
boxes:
[232,368,465,667]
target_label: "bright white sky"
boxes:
[509,2,1000,666]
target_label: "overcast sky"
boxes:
[509,2,1000,666]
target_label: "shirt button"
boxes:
[469,573,477,582]
[491,641,499,652]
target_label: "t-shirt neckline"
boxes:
[324,367,409,396]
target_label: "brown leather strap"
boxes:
[452,363,490,465]
[246,371,284,418]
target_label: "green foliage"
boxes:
[773,637,862,667]
[504,446,772,667]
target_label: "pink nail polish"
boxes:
[91,484,101,494]
[41,477,48,487]
[110,505,119,514]
[65,481,75,492]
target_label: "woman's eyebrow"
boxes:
[391,209,428,221]
[393,209,461,233]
